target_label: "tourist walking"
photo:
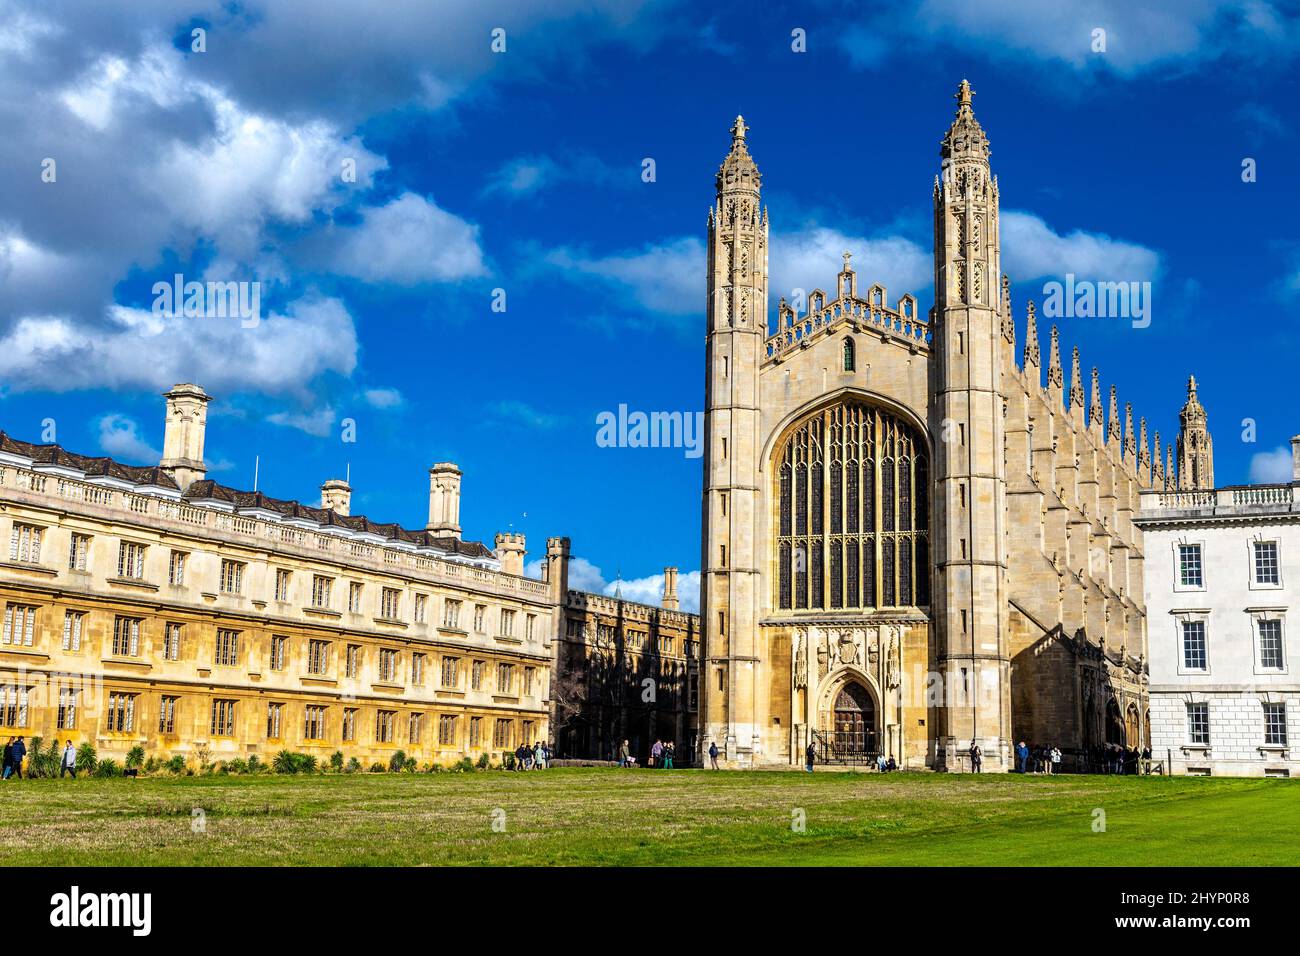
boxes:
[805,741,816,772]
[1015,740,1028,773]
[969,740,982,773]
[61,740,77,778]
[650,739,663,768]
[619,739,631,768]
[708,741,719,769]
[5,736,25,779]
[1,737,11,779]
[1050,746,1062,775]
[663,741,674,769]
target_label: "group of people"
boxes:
[1091,743,1153,775]
[512,741,550,770]
[800,742,897,772]
[1013,741,1063,773]
[615,738,677,768]
[3,737,79,779]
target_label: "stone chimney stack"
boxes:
[1291,436,1300,481]
[494,532,526,576]
[662,566,680,610]
[545,536,571,603]
[320,479,351,516]
[426,462,462,539]
[159,383,211,491]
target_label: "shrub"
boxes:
[76,742,97,773]
[272,751,317,774]
[368,762,386,773]
[144,756,161,774]
[27,737,60,778]
[504,754,515,771]
[247,755,262,773]
[330,751,344,772]
[93,759,122,778]
[166,754,186,775]
[453,757,475,773]
[346,757,361,774]
[476,753,490,770]
[222,758,249,775]
[388,750,407,773]
[125,745,146,770]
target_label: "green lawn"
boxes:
[0,769,1294,866]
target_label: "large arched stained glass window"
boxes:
[776,400,929,611]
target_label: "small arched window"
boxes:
[842,337,855,372]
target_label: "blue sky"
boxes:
[2,1,1300,611]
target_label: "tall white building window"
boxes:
[68,533,90,571]
[0,685,28,726]
[220,559,244,594]
[413,593,428,624]
[348,581,363,613]
[117,541,146,579]
[62,611,84,651]
[1187,702,1210,745]
[274,569,292,601]
[1253,541,1280,585]
[112,616,142,657]
[499,609,516,637]
[168,550,187,586]
[1258,619,1285,671]
[1178,544,1203,588]
[311,575,333,609]
[2,604,37,647]
[1263,702,1287,745]
[380,587,401,620]
[9,523,43,563]
[163,622,182,661]
[443,599,461,629]
[1181,620,1207,671]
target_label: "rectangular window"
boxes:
[56,687,78,729]
[68,533,90,571]
[469,715,482,747]
[158,695,178,734]
[414,593,428,624]
[1182,620,1207,671]
[1254,541,1280,585]
[1259,619,1285,670]
[1187,702,1210,745]
[0,686,30,726]
[117,541,146,579]
[269,635,288,671]
[441,656,460,688]
[1264,702,1288,746]
[499,609,516,637]
[308,639,330,676]
[220,559,245,594]
[266,701,284,739]
[473,604,486,633]
[438,714,456,745]
[443,598,461,629]
[162,622,182,660]
[168,550,187,586]
[10,523,43,563]
[375,710,395,743]
[496,662,514,694]
[1178,544,1203,588]
[409,712,425,744]
[346,644,360,678]
[112,616,142,657]
[304,705,326,741]
[311,575,333,609]
[348,582,363,613]
[522,720,535,743]
[411,652,426,685]
[526,614,537,641]
[524,666,535,696]
[379,648,398,682]
[471,660,485,691]
[107,692,136,732]
[381,587,401,620]
[493,718,513,749]
[342,707,357,742]
[274,569,292,601]
[215,628,241,667]
[62,611,84,651]
[211,699,237,736]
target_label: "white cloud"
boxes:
[362,388,404,409]
[522,557,701,613]
[267,407,337,438]
[843,0,1300,76]
[1001,210,1162,282]
[543,238,704,315]
[483,157,560,197]
[482,153,626,199]
[770,227,930,308]
[489,400,564,430]
[331,193,487,285]
[1249,446,1295,483]
[0,295,358,396]
[96,413,161,464]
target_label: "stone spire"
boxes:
[1068,346,1086,414]
[1176,374,1215,490]
[1153,431,1164,486]
[1023,300,1040,372]
[1046,325,1064,399]
[1166,445,1176,491]
[1138,417,1150,475]
[1000,274,1015,349]
[1089,367,1104,432]
[716,115,761,196]
[1108,385,1122,446]
[1124,403,1136,463]
[941,78,991,166]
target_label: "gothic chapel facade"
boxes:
[699,82,1212,770]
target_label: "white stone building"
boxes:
[1136,436,1300,777]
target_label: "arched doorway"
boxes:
[1125,703,1141,749]
[818,681,878,763]
[1105,698,1124,746]
[1143,709,1151,751]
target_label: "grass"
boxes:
[0,769,1295,866]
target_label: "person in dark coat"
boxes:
[1015,740,1029,773]
[708,741,719,770]
[6,736,25,779]
[1,737,11,779]
[804,741,816,772]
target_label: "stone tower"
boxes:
[929,81,1012,770]
[700,116,768,766]
[159,383,211,491]
[1176,375,1214,490]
